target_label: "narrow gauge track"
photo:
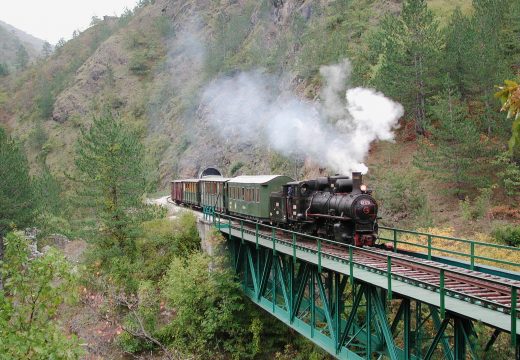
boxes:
[227,220,520,315]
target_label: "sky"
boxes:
[1,0,140,44]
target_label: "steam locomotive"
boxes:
[171,172,378,247]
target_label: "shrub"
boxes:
[0,232,82,358]
[492,224,520,247]
[117,280,159,353]
[459,188,492,221]
[375,170,431,226]
[160,251,257,358]
[230,161,244,176]
[493,152,520,196]
[129,51,150,75]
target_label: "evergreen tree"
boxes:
[0,63,8,77]
[15,44,29,70]
[74,112,146,261]
[41,41,53,58]
[0,128,35,289]
[0,128,35,236]
[371,0,441,134]
[414,85,490,198]
[443,8,474,97]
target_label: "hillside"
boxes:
[0,20,46,70]
[0,0,519,235]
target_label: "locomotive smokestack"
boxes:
[352,172,362,192]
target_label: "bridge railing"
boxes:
[379,226,520,272]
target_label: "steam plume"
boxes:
[201,59,403,174]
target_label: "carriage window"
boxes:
[241,187,245,200]
[256,189,260,202]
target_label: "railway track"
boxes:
[227,220,520,315]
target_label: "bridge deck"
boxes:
[218,224,519,333]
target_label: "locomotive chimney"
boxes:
[352,172,362,192]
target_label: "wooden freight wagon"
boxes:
[181,179,201,207]
[171,180,183,204]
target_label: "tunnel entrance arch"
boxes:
[199,166,222,178]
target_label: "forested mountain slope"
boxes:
[0,0,519,233]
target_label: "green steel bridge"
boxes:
[201,207,520,360]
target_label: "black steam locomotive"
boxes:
[270,172,378,246]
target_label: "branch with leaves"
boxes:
[496,80,520,158]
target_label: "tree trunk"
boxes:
[414,54,426,135]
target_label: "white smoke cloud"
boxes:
[201,59,404,174]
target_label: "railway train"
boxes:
[171,172,378,247]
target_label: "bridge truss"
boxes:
[202,208,520,359]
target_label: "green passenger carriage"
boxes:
[227,175,294,221]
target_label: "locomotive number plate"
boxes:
[359,199,372,206]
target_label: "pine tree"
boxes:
[0,128,35,236]
[0,63,8,77]
[443,8,474,97]
[0,128,35,289]
[372,0,442,134]
[15,45,28,70]
[414,85,491,198]
[74,112,146,261]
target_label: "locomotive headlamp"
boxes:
[360,184,367,192]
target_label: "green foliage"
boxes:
[0,128,35,236]
[493,151,520,195]
[33,167,70,236]
[0,62,9,76]
[129,51,151,75]
[495,79,520,158]
[414,86,491,197]
[371,0,442,134]
[230,161,244,176]
[27,120,48,152]
[15,44,29,70]
[444,0,515,136]
[41,41,53,58]
[205,2,257,76]
[296,0,371,80]
[492,224,520,246]
[74,112,147,264]
[125,23,166,77]
[459,188,493,221]
[35,85,55,119]
[0,232,82,359]
[136,213,200,281]
[117,280,159,353]
[160,251,257,358]
[375,170,431,226]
